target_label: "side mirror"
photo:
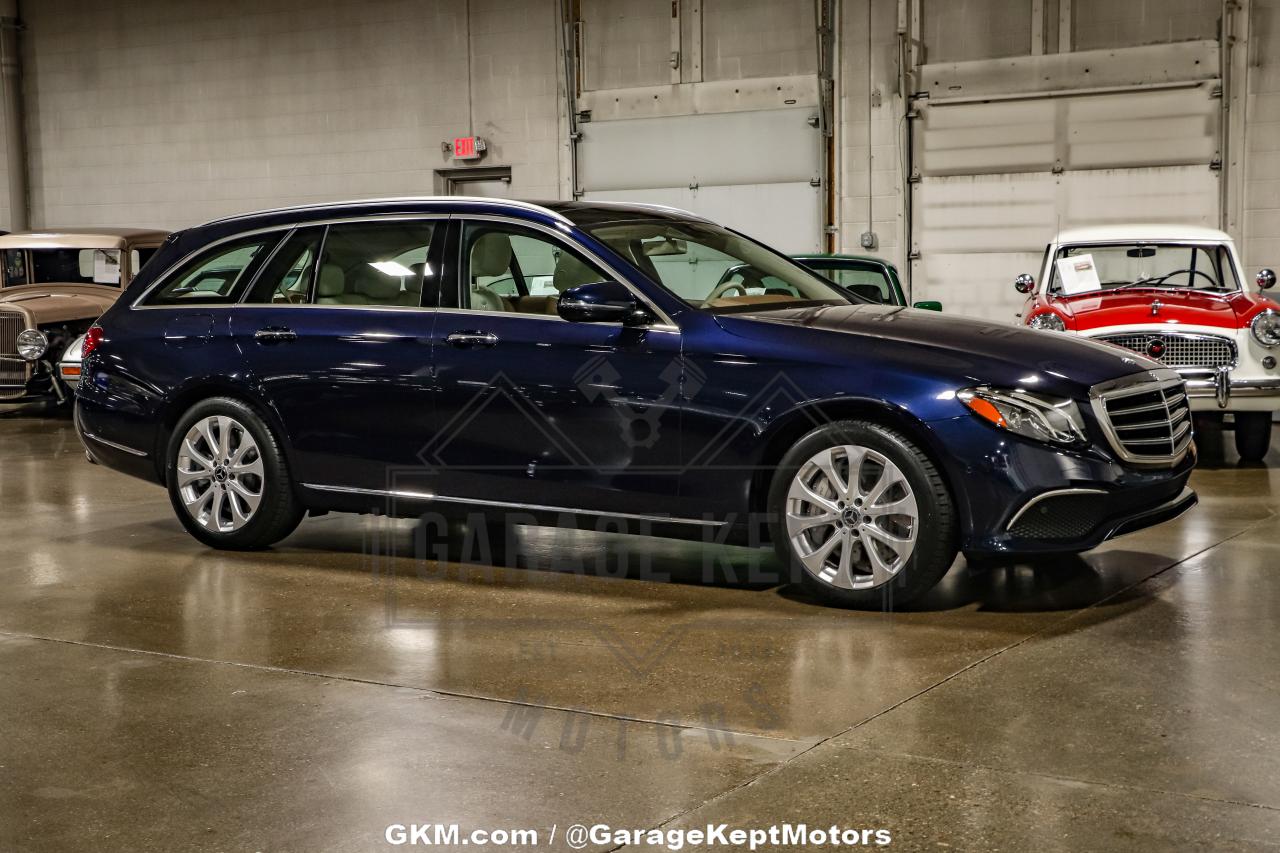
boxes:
[557,280,648,325]
[1258,269,1276,291]
[912,300,943,312]
[1014,273,1036,294]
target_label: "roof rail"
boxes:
[577,199,709,222]
[202,196,573,227]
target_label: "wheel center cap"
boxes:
[841,508,859,526]
[213,465,229,483]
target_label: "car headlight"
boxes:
[1251,309,1280,348]
[1028,312,1066,332]
[15,329,48,361]
[958,386,1087,447]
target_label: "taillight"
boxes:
[82,325,103,358]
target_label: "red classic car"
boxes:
[1016,225,1280,461]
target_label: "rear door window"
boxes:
[311,220,437,307]
[242,227,325,304]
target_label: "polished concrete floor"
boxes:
[2,405,1280,851]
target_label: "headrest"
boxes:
[317,264,345,297]
[470,233,512,277]
[357,269,402,301]
[404,262,426,293]
[553,252,600,292]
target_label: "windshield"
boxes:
[1,248,123,287]
[582,219,854,313]
[1051,243,1240,295]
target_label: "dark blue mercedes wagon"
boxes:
[75,197,1197,607]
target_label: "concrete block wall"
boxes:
[920,0,1031,63]
[580,0,670,90]
[20,0,562,230]
[702,0,816,81]
[1073,0,1219,51]
[838,0,905,275]
[1243,0,1280,273]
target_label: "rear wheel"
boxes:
[1234,411,1273,462]
[166,397,303,550]
[768,421,957,609]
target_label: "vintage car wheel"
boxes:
[769,421,957,609]
[166,398,303,550]
[1234,412,1273,462]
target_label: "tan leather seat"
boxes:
[354,269,402,305]
[469,233,512,312]
[399,262,426,307]
[314,264,347,304]
[553,252,600,293]
[507,295,559,315]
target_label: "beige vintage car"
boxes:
[0,228,168,402]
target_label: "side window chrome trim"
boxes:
[456,213,678,328]
[131,213,451,310]
[431,305,680,333]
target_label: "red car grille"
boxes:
[1095,331,1236,371]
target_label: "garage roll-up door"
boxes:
[578,108,823,253]
[909,42,1222,322]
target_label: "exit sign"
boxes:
[452,136,486,160]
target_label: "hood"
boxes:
[716,303,1155,392]
[1053,288,1253,331]
[0,284,119,326]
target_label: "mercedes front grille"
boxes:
[1091,370,1193,466]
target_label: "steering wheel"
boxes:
[701,280,748,307]
[1147,268,1219,288]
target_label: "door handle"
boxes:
[254,327,297,343]
[445,331,499,348]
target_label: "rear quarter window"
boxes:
[142,233,280,306]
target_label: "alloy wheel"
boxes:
[176,415,265,533]
[784,444,919,590]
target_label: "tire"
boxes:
[166,397,304,550]
[1234,411,1273,462]
[768,420,957,609]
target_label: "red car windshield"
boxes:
[1051,243,1240,295]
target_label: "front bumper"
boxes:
[934,413,1197,556]
[1182,370,1280,410]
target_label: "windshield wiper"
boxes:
[1109,276,1179,292]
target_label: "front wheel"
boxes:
[1234,411,1273,462]
[768,421,957,609]
[166,397,304,550]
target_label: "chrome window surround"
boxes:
[453,213,679,330]
[132,213,451,310]
[1089,368,1193,467]
[129,212,680,331]
[300,483,724,527]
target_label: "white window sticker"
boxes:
[93,249,121,284]
[1055,254,1101,295]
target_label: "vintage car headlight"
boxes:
[1027,312,1067,332]
[1251,309,1280,348]
[958,386,1087,447]
[15,329,48,361]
